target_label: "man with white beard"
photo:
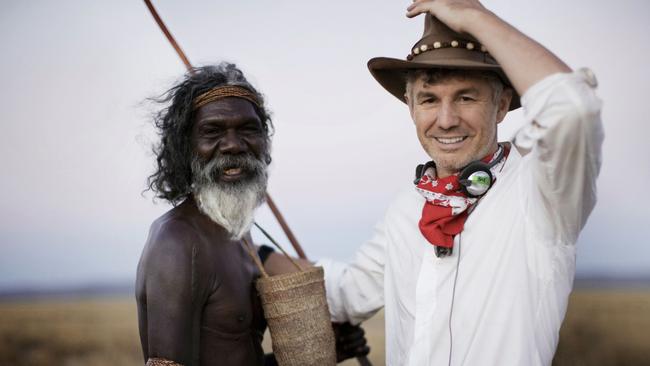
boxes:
[136,63,368,366]
[136,63,274,366]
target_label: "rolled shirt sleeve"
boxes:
[317,220,387,324]
[514,68,605,244]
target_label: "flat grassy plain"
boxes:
[0,289,648,365]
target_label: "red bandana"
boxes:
[415,146,508,251]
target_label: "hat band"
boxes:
[407,40,490,61]
[193,86,261,110]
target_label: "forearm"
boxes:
[318,223,386,324]
[319,256,384,324]
[464,9,571,95]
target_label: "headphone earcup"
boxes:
[414,161,437,185]
[459,161,494,197]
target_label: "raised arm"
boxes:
[318,219,387,325]
[406,0,571,95]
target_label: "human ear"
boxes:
[404,94,416,122]
[496,88,513,124]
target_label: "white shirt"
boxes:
[318,70,604,366]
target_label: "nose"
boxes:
[218,129,247,155]
[436,101,460,130]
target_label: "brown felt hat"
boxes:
[368,14,521,110]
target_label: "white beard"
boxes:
[190,145,270,240]
[194,181,266,240]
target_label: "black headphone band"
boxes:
[484,144,506,170]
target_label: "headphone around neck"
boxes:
[414,145,506,198]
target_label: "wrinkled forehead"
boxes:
[411,71,495,93]
[194,97,261,124]
[416,68,496,83]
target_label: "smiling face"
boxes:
[191,97,269,184]
[406,72,511,178]
[190,96,270,238]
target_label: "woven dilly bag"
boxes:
[257,267,336,365]
[243,235,336,366]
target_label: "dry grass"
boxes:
[0,290,648,365]
[553,290,650,366]
[0,298,142,366]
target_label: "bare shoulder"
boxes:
[149,209,199,249]
[138,203,203,274]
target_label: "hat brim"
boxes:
[368,56,521,110]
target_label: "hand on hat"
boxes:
[406,0,490,34]
[405,0,571,97]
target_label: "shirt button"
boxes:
[579,67,598,88]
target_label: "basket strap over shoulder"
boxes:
[253,223,304,272]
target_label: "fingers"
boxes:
[339,330,367,348]
[338,344,370,361]
[356,345,371,357]
[341,338,367,353]
[406,1,434,18]
[334,322,371,361]
[337,326,365,342]
[406,3,422,18]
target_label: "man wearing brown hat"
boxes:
[318,1,603,365]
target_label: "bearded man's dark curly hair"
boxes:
[147,63,273,205]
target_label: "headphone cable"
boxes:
[448,233,462,366]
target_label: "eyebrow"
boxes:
[415,87,480,101]
[415,91,438,101]
[455,87,480,95]
[196,114,260,125]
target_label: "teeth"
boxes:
[436,136,465,144]
[224,168,242,176]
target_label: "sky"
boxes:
[1,0,649,290]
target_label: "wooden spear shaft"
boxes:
[264,194,307,259]
[143,0,193,73]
